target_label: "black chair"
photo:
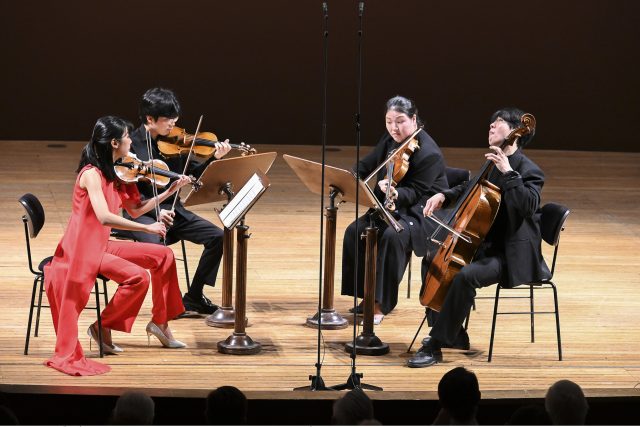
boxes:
[406,166,471,298]
[487,202,570,362]
[406,197,569,357]
[110,228,191,291]
[19,193,108,357]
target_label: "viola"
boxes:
[114,152,201,190]
[157,126,256,159]
[384,132,421,211]
[420,114,536,311]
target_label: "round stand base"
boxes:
[306,309,348,329]
[205,307,236,328]
[218,333,261,355]
[344,333,389,356]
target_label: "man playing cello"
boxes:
[408,107,550,368]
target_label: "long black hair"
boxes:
[491,107,535,148]
[76,116,128,182]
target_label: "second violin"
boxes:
[114,152,201,190]
[157,126,256,159]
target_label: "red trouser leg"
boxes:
[101,240,184,327]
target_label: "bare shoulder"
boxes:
[78,166,101,189]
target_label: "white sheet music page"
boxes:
[218,173,268,229]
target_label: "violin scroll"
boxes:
[503,113,536,147]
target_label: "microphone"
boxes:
[359,1,364,16]
[322,1,327,16]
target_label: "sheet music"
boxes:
[219,173,267,229]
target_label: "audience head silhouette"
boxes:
[205,386,248,425]
[545,380,588,425]
[111,391,155,425]
[332,388,375,425]
[437,367,481,425]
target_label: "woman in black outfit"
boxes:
[341,96,448,323]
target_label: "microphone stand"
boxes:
[332,0,382,392]
[295,0,333,392]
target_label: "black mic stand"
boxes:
[294,0,333,392]
[331,0,382,392]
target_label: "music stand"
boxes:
[182,152,277,328]
[284,154,374,329]
[217,170,271,355]
[283,155,390,359]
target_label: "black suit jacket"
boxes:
[355,129,449,257]
[441,149,550,287]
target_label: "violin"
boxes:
[114,153,202,190]
[384,133,421,211]
[157,126,256,159]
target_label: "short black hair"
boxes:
[205,386,248,425]
[438,367,481,422]
[139,87,181,124]
[491,107,535,148]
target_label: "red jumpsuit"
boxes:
[44,166,184,376]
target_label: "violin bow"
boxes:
[170,115,203,211]
[145,129,166,245]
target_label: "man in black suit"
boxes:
[126,88,231,315]
[408,107,550,367]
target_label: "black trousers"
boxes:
[125,211,223,298]
[341,214,411,315]
[427,254,506,346]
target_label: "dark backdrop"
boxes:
[3,0,639,151]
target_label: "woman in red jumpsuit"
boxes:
[44,116,192,376]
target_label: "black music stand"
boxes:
[182,152,277,328]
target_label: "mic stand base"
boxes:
[306,309,348,329]
[331,371,383,391]
[293,371,335,391]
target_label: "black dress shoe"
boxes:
[407,340,443,368]
[348,301,364,315]
[182,293,219,315]
[422,330,470,350]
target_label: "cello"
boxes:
[419,113,536,311]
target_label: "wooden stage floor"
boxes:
[1,141,639,402]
